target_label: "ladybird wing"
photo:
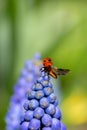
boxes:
[51,66,58,74]
[52,67,70,76]
[57,68,70,75]
[49,70,57,78]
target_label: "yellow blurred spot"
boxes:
[62,94,87,125]
[33,60,42,66]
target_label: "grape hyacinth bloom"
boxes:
[5,54,42,130]
[22,71,67,130]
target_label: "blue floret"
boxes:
[22,71,67,130]
[5,54,42,130]
[6,54,67,130]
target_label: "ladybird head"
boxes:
[42,58,53,67]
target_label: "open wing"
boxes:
[52,67,70,76]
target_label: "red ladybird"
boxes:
[41,58,70,78]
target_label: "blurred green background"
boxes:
[0,0,87,130]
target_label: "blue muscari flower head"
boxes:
[22,70,67,130]
[5,53,42,130]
